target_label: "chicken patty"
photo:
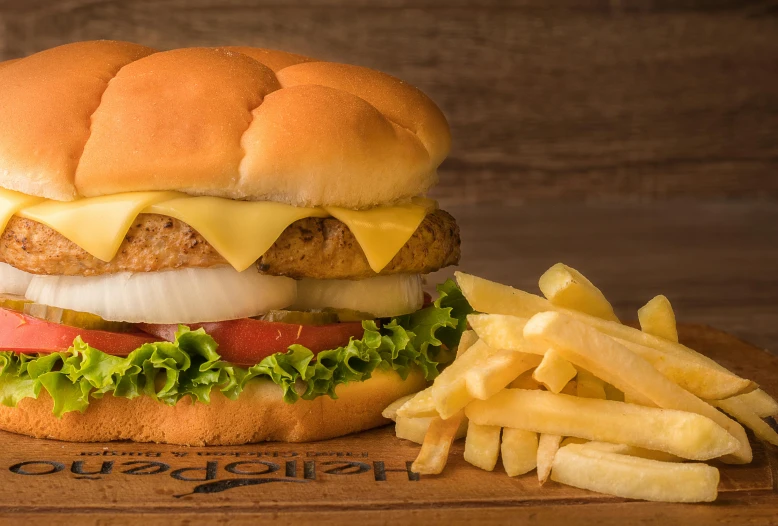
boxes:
[0,209,460,279]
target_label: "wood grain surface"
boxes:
[0,0,776,201]
[0,325,775,525]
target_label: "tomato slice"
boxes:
[140,318,365,367]
[0,307,159,356]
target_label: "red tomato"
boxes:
[140,318,365,367]
[0,308,160,356]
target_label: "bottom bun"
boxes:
[0,369,426,445]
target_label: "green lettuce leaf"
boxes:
[0,280,471,417]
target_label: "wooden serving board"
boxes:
[0,325,777,525]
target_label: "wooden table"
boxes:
[1,201,776,524]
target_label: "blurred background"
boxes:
[0,0,776,348]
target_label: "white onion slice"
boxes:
[26,266,296,323]
[0,262,34,295]
[292,274,423,318]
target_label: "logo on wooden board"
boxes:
[7,448,420,497]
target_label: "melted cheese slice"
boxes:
[18,192,183,261]
[0,189,44,232]
[146,197,328,272]
[326,198,436,273]
[0,189,434,273]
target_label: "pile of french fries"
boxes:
[382,264,778,503]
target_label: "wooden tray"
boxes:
[1,325,776,525]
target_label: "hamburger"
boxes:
[0,41,467,445]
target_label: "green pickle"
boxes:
[0,294,32,312]
[21,302,134,333]
[259,309,375,325]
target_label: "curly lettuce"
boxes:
[0,280,472,417]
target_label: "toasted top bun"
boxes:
[0,41,450,208]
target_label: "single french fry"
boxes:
[638,295,678,342]
[457,272,752,397]
[533,348,577,393]
[383,394,416,421]
[464,422,502,471]
[471,313,747,400]
[501,428,538,477]
[523,311,751,463]
[458,329,479,357]
[396,386,437,418]
[551,444,719,503]
[395,416,433,444]
[536,434,562,484]
[465,349,541,400]
[576,368,606,399]
[395,415,468,444]
[509,370,543,390]
[411,411,465,475]
[715,397,778,447]
[457,271,550,318]
[727,389,778,419]
[465,389,738,461]
[581,441,682,462]
[538,263,619,322]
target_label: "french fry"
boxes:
[471,313,747,400]
[533,348,577,393]
[456,271,550,319]
[465,389,738,461]
[509,370,543,390]
[457,272,752,397]
[638,295,678,342]
[396,386,437,418]
[714,397,778,447]
[536,434,562,484]
[458,329,479,357]
[431,339,502,419]
[538,263,619,322]
[581,441,682,462]
[726,389,778,419]
[551,444,719,503]
[382,394,415,420]
[501,428,538,477]
[465,349,541,400]
[396,416,434,444]
[395,415,468,444]
[576,368,606,399]
[464,422,501,471]
[411,411,465,475]
[523,311,751,463]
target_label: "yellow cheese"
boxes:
[18,191,183,261]
[0,189,43,232]
[0,187,435,274]
[145,197,327,272]
[325,197,436,273]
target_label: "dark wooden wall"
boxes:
[1,0,776,203]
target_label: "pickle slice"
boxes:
[259,308,376,325]
[260,310,339,325]
[22,302,134,333]
[0,294,32,313]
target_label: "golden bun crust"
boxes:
[0,369,426,445]
[0,41,450,208]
